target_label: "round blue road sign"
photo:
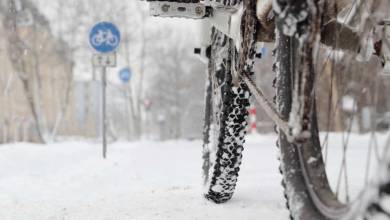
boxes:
[89,22,121,53]
[261,47,267,56]
[119,68,132,83]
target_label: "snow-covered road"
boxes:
[0,135,289,220]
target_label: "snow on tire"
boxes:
[202,28,251,204]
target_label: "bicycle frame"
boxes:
[200,0,371,143]
[196,9,243,49]
[199,0,272,49]
[201,2,310,142]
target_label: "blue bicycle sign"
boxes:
[89,22,121,53]
[119,68,132,83]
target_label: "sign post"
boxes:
[89,22,121,159]
[102,67,107,158]
[119,67,132,140]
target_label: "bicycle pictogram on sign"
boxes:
[89,22,121,53]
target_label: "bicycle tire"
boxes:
[275,30,327,219]
[202,27,251,203]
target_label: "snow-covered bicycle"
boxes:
[144,0,390,219]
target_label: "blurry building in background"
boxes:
[0,0,101,143]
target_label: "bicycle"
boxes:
[143,0,390,219]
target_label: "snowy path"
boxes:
[0,135,289,220]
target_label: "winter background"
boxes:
[0,0,390,220]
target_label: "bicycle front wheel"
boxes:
[274,0,390,219]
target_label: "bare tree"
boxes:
[146,26,205,140]
[3,0,73,143]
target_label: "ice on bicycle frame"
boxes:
[146,0,209,19]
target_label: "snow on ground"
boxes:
[0,135,289,220]
[2,133,388,220]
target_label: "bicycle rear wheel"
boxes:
[274,0,390,219]
[202,27,251,203]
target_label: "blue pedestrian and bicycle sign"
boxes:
[119,67,132,83]
[89,22,122,159]
[89,22,121,53]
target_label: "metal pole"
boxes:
[124,88,131,140]
[102,67,107,159]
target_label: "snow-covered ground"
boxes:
[1,133,389,220]
[0,135,289,220]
